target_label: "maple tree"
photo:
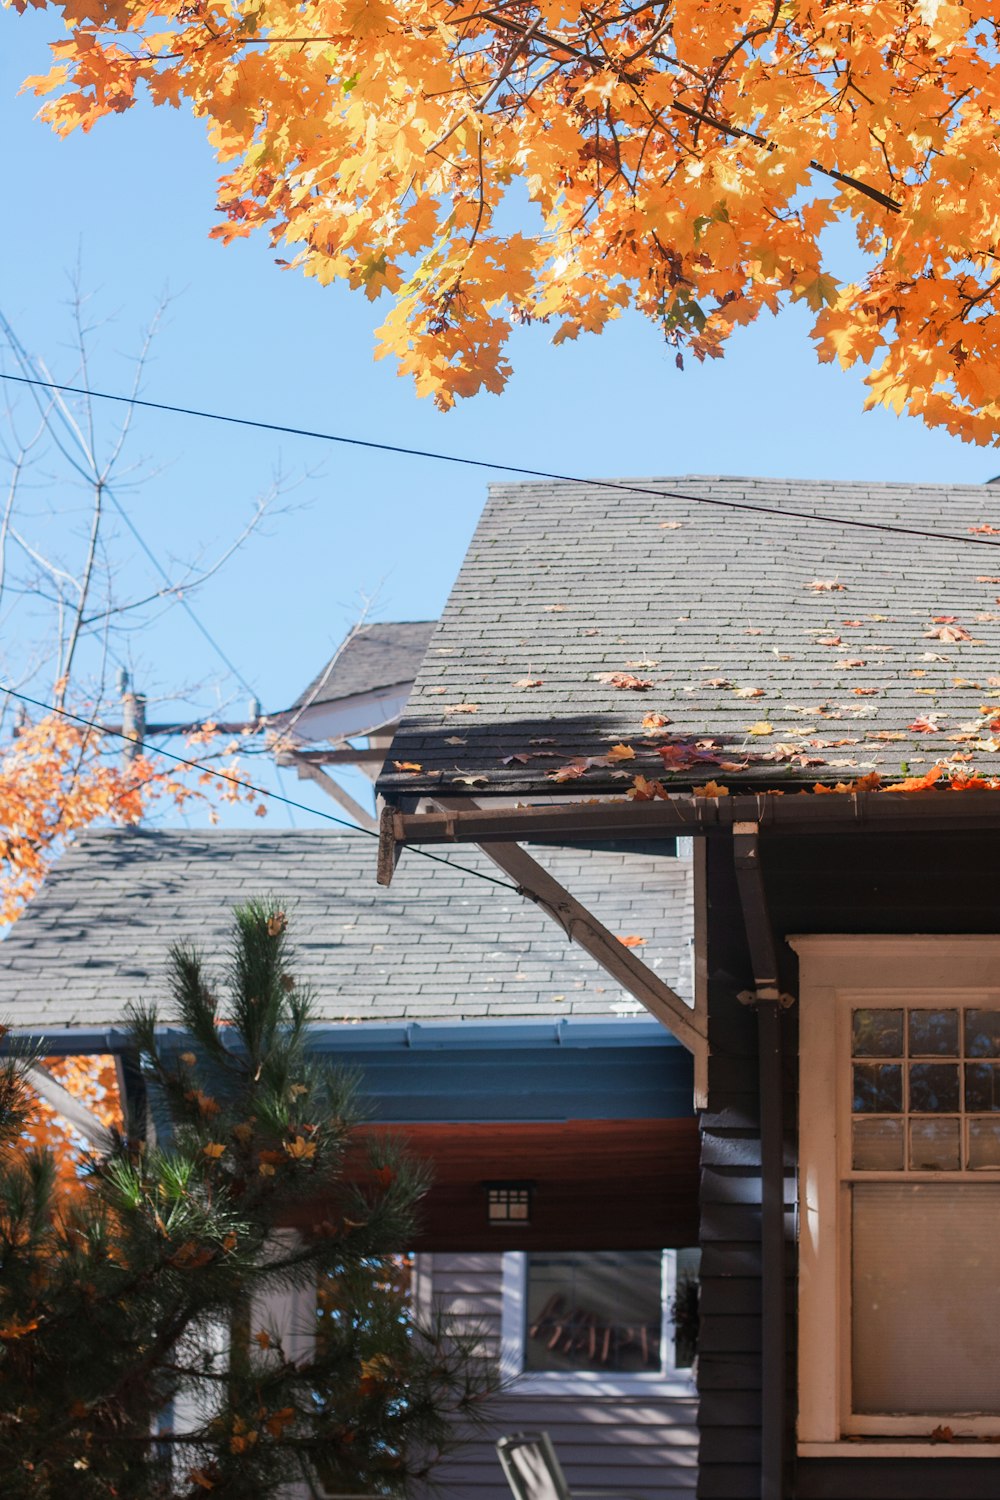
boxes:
[9,0,1000,436]
[0,902,491,1498]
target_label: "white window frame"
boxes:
[499,1249,696,1397]
[794,934,1000,1459]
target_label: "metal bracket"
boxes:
[737,988,797,1009]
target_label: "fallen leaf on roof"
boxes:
[594,672,654,691]
[513,677,544,688]
[818,635,843,647]
[443,703,480,714]
[745,627,763,635]
[909,715,941,732]
[970,525,1000,535]
[925,624,971,643]
[773,650,792,660]
[530,737,556,744]
[629,774,667,800]
[451,773,489,787]
[734,686,765,699]
[583,628,600,636]
[837,659,866,669]
[693,781,730,798]
[501,754,530,765]
[625,658,658,669]
[543,603,567,611]
[852,687,880,696]
[747,721,774,736]
[952,677,979,688]
[951,772,993,789]
[617,934,646,947]
[868,731,906,741]
[444,736,467,746]
[718,759,750,772]
[704,677,732,689]
[606,743,636,762]
[658,520,683,529]
[548,760,591,782]
[932,615,959,624]
[426,686,447,695]
[807,579,847,592]
[885,765,945,792]
[641,712,672,730]
[978,577,1000,583]
[842,619,863,627]
[393,761,423,773]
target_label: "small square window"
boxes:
[485,1183,533,1225]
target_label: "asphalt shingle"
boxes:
[0,830,692,1031]
[378,476,1000,796]
[289,620,436,711]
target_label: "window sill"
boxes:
[799,1442,1000,1459]
[503,1370,697,1399]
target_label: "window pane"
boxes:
[909,1118,960,1171]
[968,1119,1000,1170]
[908,1010,959,1057]
[853,1063,902,1114]
[965,1010,1000,1058]
[852,1183,1000,1413]
[853,1118,904,1171]
[524,1251,663,1374]
[852,1009,903,1057]
[965,1062,1000,1113]
[672,1248,700,1370]
[909,1063,959,1114]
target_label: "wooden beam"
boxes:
[276,746,389,767]
[476,840,706,1055]
[291,759,379,833]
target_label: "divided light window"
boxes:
[796,938,1000,1454]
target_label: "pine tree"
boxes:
[0,900,493,1498]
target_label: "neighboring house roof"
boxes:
[379,476,1000,798]
[287,620,436,714]
[0,829,693,1033]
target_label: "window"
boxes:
[795,936,1000,1455]
[500,1249,699,1395]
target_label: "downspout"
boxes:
[732,822,795,1500]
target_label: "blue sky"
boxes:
[1,7,995,828]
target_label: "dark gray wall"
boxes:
[698,829,1000,1500]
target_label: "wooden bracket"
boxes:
[473,839,706,1056]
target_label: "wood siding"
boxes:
[701,828,1000,1500]
[414,1252,699,1499]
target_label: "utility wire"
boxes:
[0,686,521,895]
[1,370,999,550]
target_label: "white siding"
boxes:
[414,1253,699,1499]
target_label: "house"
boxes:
[376,475,1000,1500]
[0,826,700,1498]
[270,618,437,832]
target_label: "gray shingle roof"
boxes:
[379,476,1000,797]
[0,830,692,1031]
[288,620,436,712]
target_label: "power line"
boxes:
[0,369,998,550]
[0,686,520,895]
